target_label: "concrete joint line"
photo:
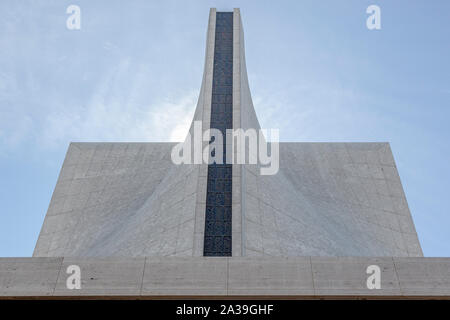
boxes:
[139,257,147,295]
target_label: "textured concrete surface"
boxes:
[54,257,145,296]
[34,142,421,257]
[1,257,449,298]
[243,142,423,257]
[394,257,450,296]
[33,142,199,257]
[232,8,243,257]
[0,258,62,296]
[142,257,227,295]
[228,257,314,295]
[311,257,400,296]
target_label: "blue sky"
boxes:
[0,0,449,257]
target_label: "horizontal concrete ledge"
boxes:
[2,295,450,301]
[1,257,449,298]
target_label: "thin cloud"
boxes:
[41,90,197,146]
[1,57,198,152]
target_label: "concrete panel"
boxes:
[228,257,314,295]
[0,257,62,296]
[311,257,401,296]
[54,258,145,296]
[33,143,204,258]
[394,257,450,296]
[242,143,423,257]
[141,257,227,295]
[0,257,450,297]
[34,143,422,259]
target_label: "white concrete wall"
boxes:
[35,142,421,257]
[33,142,201,257]
[1,257,449,297]
[242,143,423,257]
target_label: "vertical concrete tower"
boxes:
[186,9,266,257]
[34,8,423,258]
[202,11,233,256]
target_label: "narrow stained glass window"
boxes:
[203,12,233,257]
